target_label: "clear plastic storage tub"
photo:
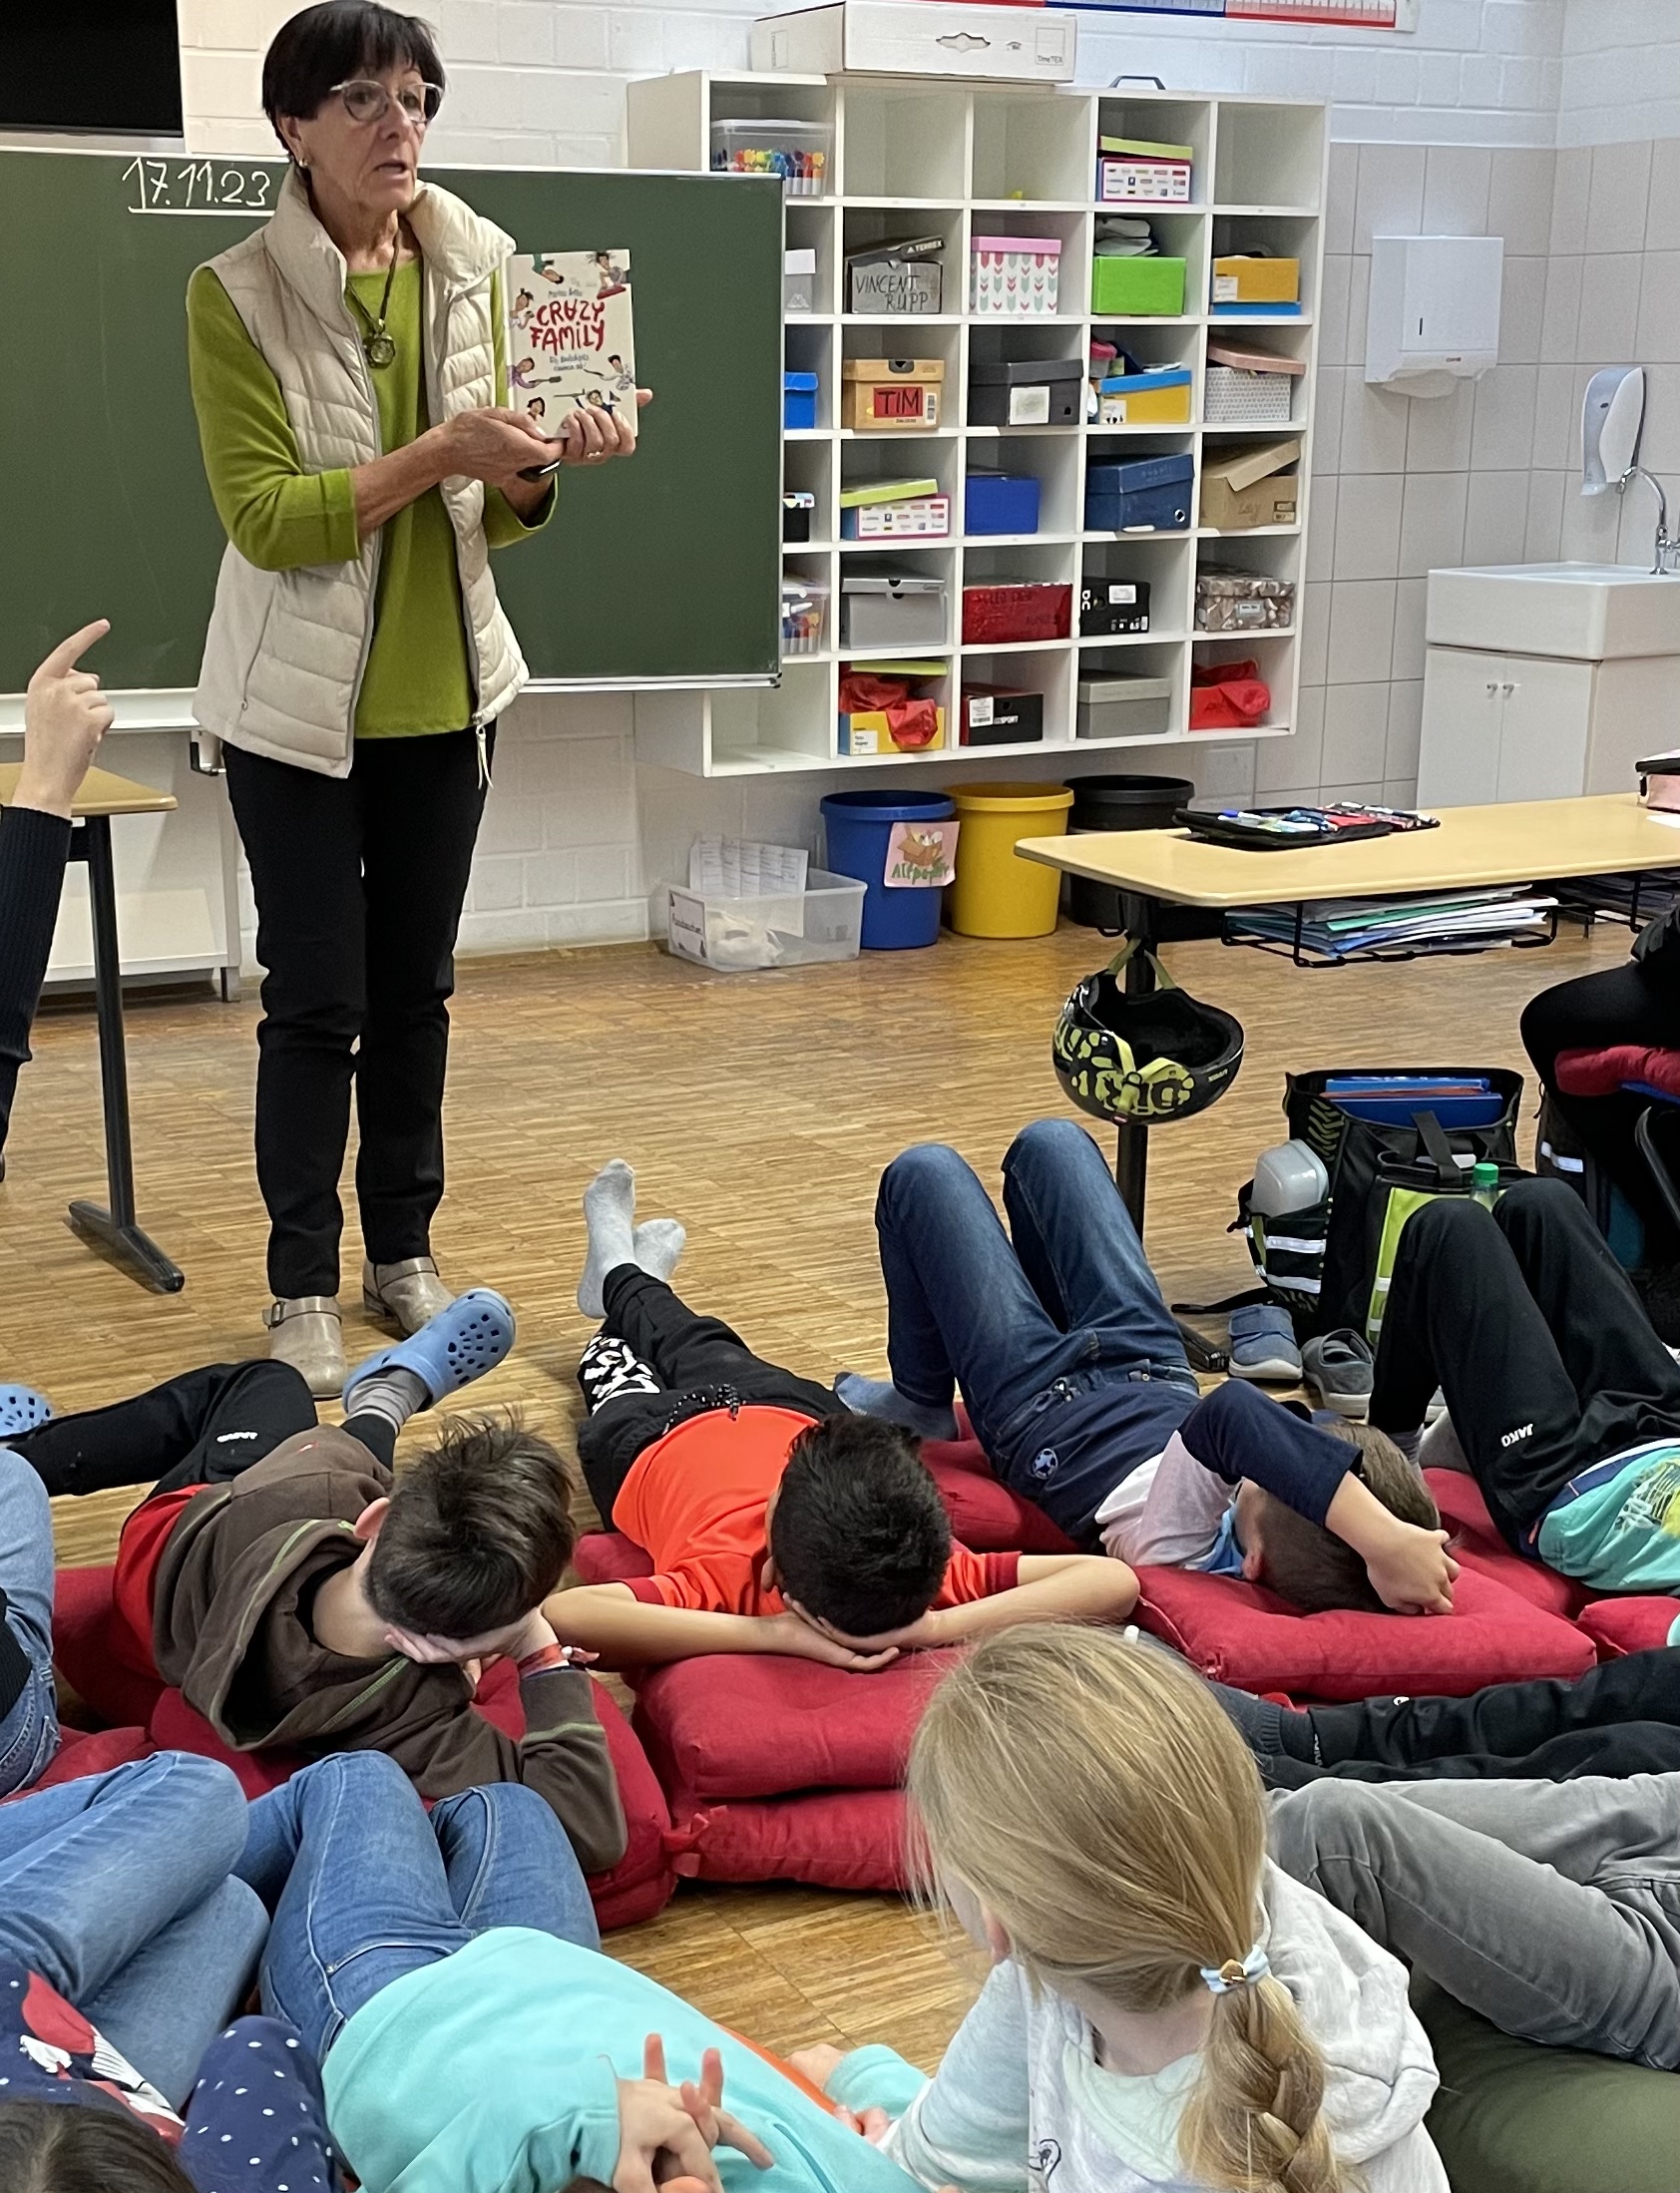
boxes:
[660,868,866,970]
[710,119,832,195]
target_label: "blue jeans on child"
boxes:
[0,1450,61,1795]
[875,1118,1200,1545]
[0,1750,268,2106]
[238,1751,600,2065]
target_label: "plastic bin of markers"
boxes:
[710,120,832,196]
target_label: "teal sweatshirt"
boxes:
[323,1929,929,2193]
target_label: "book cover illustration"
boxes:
[507,250,634,427]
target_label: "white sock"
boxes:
[633,1218,686,1283]
[578,1159,637,1317]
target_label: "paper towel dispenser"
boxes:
[1365,235,1503,398]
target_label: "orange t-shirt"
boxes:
[610,1405,1019,1614]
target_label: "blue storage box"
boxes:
[784,371,818,430]
[966,471,1041,537]
[1085,452,1194,533]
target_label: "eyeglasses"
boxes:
[330,79,444,129]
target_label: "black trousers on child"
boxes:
[8,1361,398,1502]
[1280,1647,1680,1786]
[224,728,491,1301]
[1370,1175,1680,1549]
[1522,958,1680,1261]
[576,1268,838,1525]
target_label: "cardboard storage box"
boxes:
[752,3,1076,82]
[841,357,944,430]
[838,704,947,755]
[965,471,1041,536]
[1097,137,1193,204]
[1090,255,1185,317]
[1076,673,1175,740]
[840,494,949,540]
[962,581,1071,645]
[841,575,947,649]
[969,356,1083,427]
[1199,439,1300,531]
[1195,568,1295,633]
[1095,364,1192,426]
[1212,254,1300,306]
[847,238,944,315]
[1203,341,1303,425]
[960,685,1045,746]
[970,234,1062,317]
[1085,453,1194,533]
[783,372,818,430]
[1080,578,1150,636]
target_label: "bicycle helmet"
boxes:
[1052,939,1244,1125]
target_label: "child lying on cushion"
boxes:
[11,1293,626,1875]
[1372,1172,1680,1595]
[793,1625,1448,2192]
[233,1748,932,2193]
[842,1119,1457,1616]
[548,1160,1138,1670]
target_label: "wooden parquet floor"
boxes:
[1,914,1628,2070]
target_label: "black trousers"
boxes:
[8,1360,318,1499]
[576,1268,838,1524]
[224,728,491,1300]
[1522,958,1680,1261]
[1371,1175,1680,1547]
[1288,1647,1680,1785]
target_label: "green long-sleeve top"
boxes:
[187,259,551,738]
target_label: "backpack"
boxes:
[1236,1068,1526,1344]
[1534,1089,1647,1269]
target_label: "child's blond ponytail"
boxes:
[908,1625,1352,2193]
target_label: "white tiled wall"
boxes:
[170,0,1680,956]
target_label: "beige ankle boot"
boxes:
[363,1255,453,1335]
[265,1296,346,1399]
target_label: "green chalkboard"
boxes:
[0,150,782,691]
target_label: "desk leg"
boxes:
[65,817,185,1294]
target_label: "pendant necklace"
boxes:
[349,223,400,369]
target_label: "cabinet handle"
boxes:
[1501,681,1515,696]
[1485,681,1497,695]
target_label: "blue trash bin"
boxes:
[820,789,956,950]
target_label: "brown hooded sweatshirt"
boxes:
[149,1426,627,1875]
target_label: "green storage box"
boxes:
[1090,255,1186,317]
[1414,1980,1680,2193]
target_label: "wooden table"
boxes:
[1016,792,1680,1235]
[0,764,184,1292]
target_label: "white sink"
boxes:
[1427,563,1680,660]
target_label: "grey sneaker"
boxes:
[1300,1328,1373,1419]
[1228,1303,1303,1384]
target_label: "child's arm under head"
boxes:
[844,1552,1140,1653]
[546,1581,901,1671]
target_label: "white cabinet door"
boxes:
[1495,655,1593,801]
[1419,647,1503,806]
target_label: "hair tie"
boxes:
[1201,1945,1270,1994]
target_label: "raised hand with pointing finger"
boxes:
[18,620,114,819]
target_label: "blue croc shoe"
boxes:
[1227,1303,1303,1385]
[342,1287,516,1414]
[0,1386,53,1439]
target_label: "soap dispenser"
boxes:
[1581,366,1645,495]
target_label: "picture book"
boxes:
[507,249,634,425]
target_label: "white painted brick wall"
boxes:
[173,0,1677,956]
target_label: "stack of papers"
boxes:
[689,838,808,897]
[1226,886,1558,964]
[1094,217,1159,258]
[1550,868,1680,927]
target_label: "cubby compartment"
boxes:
[842,206,963,319]
[838,546,956,654]
[783,436,834,546]
[970,90,1091,205]
[1088,322,1200,430]
[1094,97,1211,209]
[708,660,837,774]
[967,321,1087,430]
[964,433,1081,539]
[1202,320,1310,432]
[1212,101,1324,214]
[1091,209,1204,322]
[1080,534,1194,642]
[1209,214,1317,322]
[785,201,838,318]
[1190,631,1296,736]
[957,647,1074,750]
[969,210,1089,320]
[840,319,959,437]
[1075,639,1187,745]
[1194,531,1300,625]
[839,83,969,202]
[841,432,960,523]
[784,321,835,430]
[837,656,955,760]
[1083,432,1196,539]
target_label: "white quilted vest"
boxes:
[193,169,529,777]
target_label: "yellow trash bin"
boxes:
[948,781,1075,938]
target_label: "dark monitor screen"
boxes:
[1,3,184,135]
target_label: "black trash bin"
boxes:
[1063,774,1220,938]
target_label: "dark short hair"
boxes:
[262,3,445,138]
[366,1416,575,1638]
[770,1416,951,1637]
[0,2103,195,2193]
[1256,1421,1441,1614]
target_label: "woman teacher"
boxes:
[189,2,644,1393]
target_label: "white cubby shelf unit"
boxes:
[627,74,1325,778]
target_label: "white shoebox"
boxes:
[751,2,1076,82]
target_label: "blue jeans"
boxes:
[0,1751,267,2106]
[238,1751,600,2065]
[876,1120,1200,1542]
[0,1450,60,1795]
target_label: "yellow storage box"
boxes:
[1212,254,1300,306]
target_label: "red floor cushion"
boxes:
[1132,1561,1595,1703]
[665,1787,912,1892]
[1425,1471,1587,1619]
[52,1564,675,1928]
[1575,1597,1680,1659]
